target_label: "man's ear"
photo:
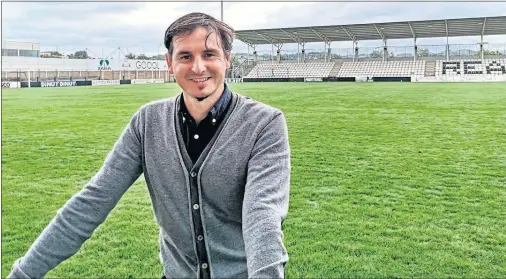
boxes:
[224,51,231,69]
[165,53,173,74]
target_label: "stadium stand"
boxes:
[244,59,506,80]
[235,15,506,82]
[336,60,426,77]
[245,62,334,78]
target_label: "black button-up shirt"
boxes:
[179,84,232,164]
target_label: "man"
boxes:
[8,12,291,279]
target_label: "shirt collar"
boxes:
[209,83,231,120]
[179,83,231,122]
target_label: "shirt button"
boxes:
[194,134,199,139]
[193,204,199,210]
[197,235,204,241]
[202,263,208,269]
[191,172,197,177]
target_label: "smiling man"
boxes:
[8,12,291,279]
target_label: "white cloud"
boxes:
[223,2,314,30]
[114,2,194,28]
[2,1,505,56]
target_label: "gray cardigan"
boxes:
[8,91,291,279]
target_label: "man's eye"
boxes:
[204,52,214,57]
[180,55,190,60]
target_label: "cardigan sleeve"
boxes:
[242,111,291,279]
[7,110,144,279]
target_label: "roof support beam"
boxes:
[445,19,449,38]
[244,42,256,49]
[445,20,449,60]
[340,25,356,42]
[480,18,487,60]
[309,27,328,42]
[254,31,281,47]
[235,36,251,46]
[280,29,301,44]
[481,17,487,37]
[373,24,386,41]
[408,21,416,39]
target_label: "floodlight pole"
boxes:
[221,0,223,21]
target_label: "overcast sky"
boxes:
[2,1,506,57]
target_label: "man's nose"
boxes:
[191,57,206,74]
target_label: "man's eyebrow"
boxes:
[174,50,191,56]
[204,48,220,53]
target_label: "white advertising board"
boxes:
[41,81,77,87]
[412,75,506,82]
[131,79,164,84]
[1,81,20,88]
[225,78,243,83]
[91,80,121,86]
[2,56,167,71]
[304,77,323,82]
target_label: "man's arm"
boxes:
[242,111,291,279]
[8,110,144,279]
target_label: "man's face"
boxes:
[165,26,231,100]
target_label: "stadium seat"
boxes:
[245,62,335,78]
[336,60,426,77]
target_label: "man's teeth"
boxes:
[193,77,210,82]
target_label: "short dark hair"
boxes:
[164,12,235,57]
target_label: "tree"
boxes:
[417,47,430,57]
[369,49,382,58]
[280,54,290,60]
[137,53,149,60]
[73,50,89,59]
[41,51,63,58]
[230,54,239,66]
[151,54,164,60]
[125,53,136,59]
[482,49,501,56]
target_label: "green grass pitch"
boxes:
[2,82,505,278]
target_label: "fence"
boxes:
[1,69,170,82]
[249,43,506,61]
